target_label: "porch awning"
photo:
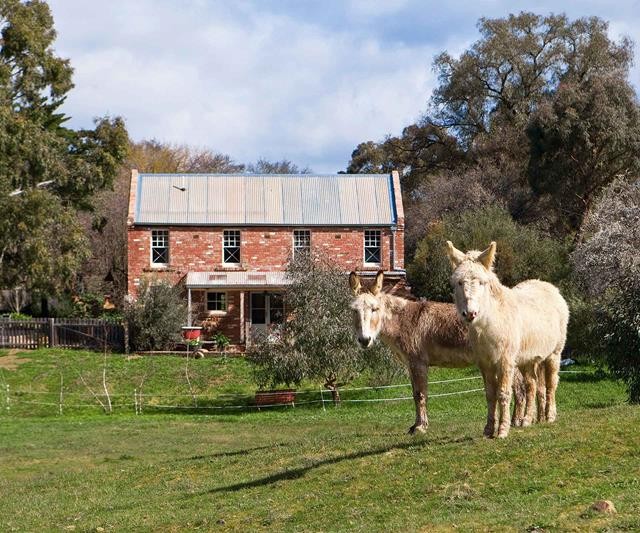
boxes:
[185,271,291,289]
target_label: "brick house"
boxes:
[126,170,405,349]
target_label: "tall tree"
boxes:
[527,75,640,231]
[0,0,129,303]
[347,12,637,235]
[246,157,311,174]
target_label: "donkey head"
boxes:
[349,270,384,348]
[446,241,497,324]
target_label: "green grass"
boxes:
[1,349,638,532]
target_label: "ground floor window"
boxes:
[207,291,227,312]
[251,292,284,325]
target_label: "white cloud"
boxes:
[48,0,435,172]
[47,1,640,173]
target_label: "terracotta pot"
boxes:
[255,389,296,406]
[181,326,202,340]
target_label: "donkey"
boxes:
[447,241,569,439]
[349,270,527,434]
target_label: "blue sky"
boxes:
[48,0,640,173]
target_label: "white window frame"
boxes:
[223,230,241,265]
[206,291,227,314]
[150,229,169,267]
[292,229,311,259]
[364,229,381,266]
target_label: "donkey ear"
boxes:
[477,241,497,271]
[371,270,384,295]
[446,241,466,268]
[349,272,362,294]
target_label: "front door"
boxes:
[250,292,284,338]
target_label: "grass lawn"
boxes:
[1,349,639,532]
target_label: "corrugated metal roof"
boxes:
[185,271,291,289]
[135,173,396,226]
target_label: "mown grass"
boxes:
[0,349,638,532]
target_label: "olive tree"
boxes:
[246,254,397,401]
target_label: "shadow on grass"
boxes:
[175,445,279,462]
[200,434,474,495]
[560,370,609,383]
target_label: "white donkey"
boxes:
[447,241,569,438]
[349,271,527,434]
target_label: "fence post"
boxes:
[49,318,56,348]
[5,384,10,414]
[320,387,326,412]
[124,321,130,355]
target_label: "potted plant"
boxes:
[212,331,230,354]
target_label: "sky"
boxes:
[48,0,640,174]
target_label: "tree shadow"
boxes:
[173,444,280,462]
[560,370,609,383]
[198,434,474,495]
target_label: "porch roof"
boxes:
[185,271,291,289]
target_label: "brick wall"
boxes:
[127,225,404,296]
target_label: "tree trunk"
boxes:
[324,379,341,405]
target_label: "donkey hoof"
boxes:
[408,424,427,435]
[521,418,532,428]
[483,425,495,438]
[496,429,510,439]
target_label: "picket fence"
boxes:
[0,318,125,351]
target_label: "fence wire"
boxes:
[2,370,588,416]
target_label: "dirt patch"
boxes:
[0,350,31,371]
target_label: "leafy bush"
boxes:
[572,178,640,401]
[211,331,230,352]
[125,280,187,351]
[246,254,398,394]
[595,278,640,402]
[408,206,570,300]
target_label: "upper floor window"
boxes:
[207,291,227,313]
[151,229,169,266]
[293,230,310,259]
[223,230,241,264]
[364,230,381,265]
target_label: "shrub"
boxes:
[408,206,570,301]
[125,280,187,351]
[572,178,640,401]
[596,278,640,402]
[246,253,398,395]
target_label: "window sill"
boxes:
[144,265,176,272]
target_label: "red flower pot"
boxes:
[181,326,202,340]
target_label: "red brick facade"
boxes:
[127,170,405,347]
[127,225,404,295]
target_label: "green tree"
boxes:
[408,206,570,301]
[125,279,187,351]
[0,0,129,303]
[347,13,636,233]
[527,76,640,232]
[246,254,396,400]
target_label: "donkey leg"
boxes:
[511,369,526,427]
[536,363,547,423]
[481,366,497,438]
[544,352,561,423]
[521,364,538,427]
[408,360,428,434]
[496,363,515,439]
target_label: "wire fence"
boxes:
[1,370,589,417]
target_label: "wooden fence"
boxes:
[0,318,125,351]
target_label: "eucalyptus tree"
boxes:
[0,0,128,303]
